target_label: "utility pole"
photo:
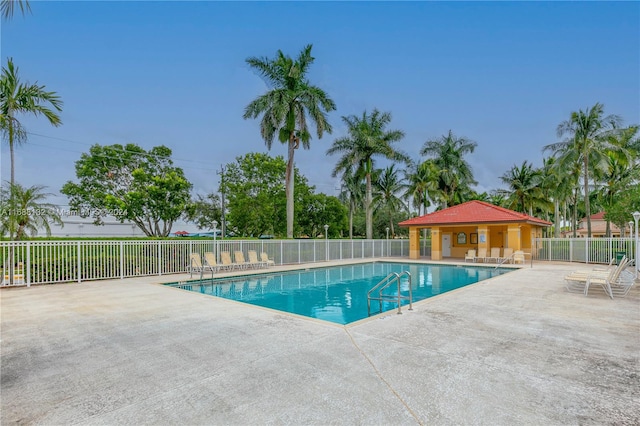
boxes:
[218,165,226,238]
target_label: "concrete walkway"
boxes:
[1,261,638,425]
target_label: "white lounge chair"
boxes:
[501,248,514,264]
[248,250,267,268]
[188,253,215,279]
[233,251,252,269]
[220,251,240,270]
[465,249,476,263]
[203,252,223,272]
[475,248,487,263]
[564,258,629,298]
[488,247,501,263]
[260,252,275,267]
[513,250,526,264]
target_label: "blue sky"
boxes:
[2,1,639,208]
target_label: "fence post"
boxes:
[298,240,301,264]
[584,238,588,264]
[26,241,31,287]
[157,240,162,276]
[120,241,124,279]
[340,240,343,260]
[77,241,82,283]
[280,240,283,266]
[313,240,316,263]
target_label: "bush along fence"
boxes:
[0,239,411,286]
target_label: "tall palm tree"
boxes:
[544,103,622,237]
[243,44,336,238]
[1,0,31,20]
[499,161,548,216]
[338,167,365,239]
[1,58,63,186]
[327,109,408,239]
[403,159,439,216]
[420,130,477,208]
[0,183,62,240]
[373,165,407,237]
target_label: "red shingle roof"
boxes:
[398,200,552,227]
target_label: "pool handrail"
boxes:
[367,271,412,317]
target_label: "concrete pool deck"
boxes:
[1,259,638,425]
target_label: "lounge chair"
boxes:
[188,253,214,279]
[609,260,635,297]
[260,252,275,267]
[248,250,267,268]
[220,251,240,270]
[475,248,487,263]
[203,252,223,272]
[488,247,501,263]
[513,250,526,264]
[564,258,629,298]
[501,248,514,264]
[465,249,476,263]
[233,251,252,269]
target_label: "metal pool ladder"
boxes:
[367,271,413,317]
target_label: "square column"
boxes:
[409,227,420,259]
[477,226,489,253]
[431,227,442,260]
[507,224,521,250]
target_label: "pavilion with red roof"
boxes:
[398,200,551,260]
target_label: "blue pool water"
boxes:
[167,262,512,325]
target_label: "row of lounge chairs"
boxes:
[464,248,525,264]
[188,251,275,278]
[564,256,635,299]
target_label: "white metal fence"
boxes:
[534,238,636,264]
[0,239,411,287]
[2,237,635,287]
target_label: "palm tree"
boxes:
[544,103,622,237]
[327,109,408,239]
[0,182,62,240]
[1,0,31,20]
[243,44,336,238]
[338,167,365,239]
[420,130,477,208]
[373,165,407,237]
[403,159,439,216]
[1,58,63,186]
[499,161,548,216]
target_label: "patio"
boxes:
[1,260,638,424]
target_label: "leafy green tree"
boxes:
[0,182,61,240]
[373,165,407,237]
[605,184,640,233]
[420,130,477,208]
[1,58,62,187]
[1,0,30,20]
[298,193,348,238]
[243,44,336,238]
[184,193,222,231]
[327,109,408,239]
[221,153,287,237]
[61,144,192,237]
[544,103,623,237]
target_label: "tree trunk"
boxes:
[285,135,296,238]
[365,172,372,239]
[554,199,560,238]
[348,198,354,239]
[584,157,591,238]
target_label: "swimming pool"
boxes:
[167,262,513,325]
